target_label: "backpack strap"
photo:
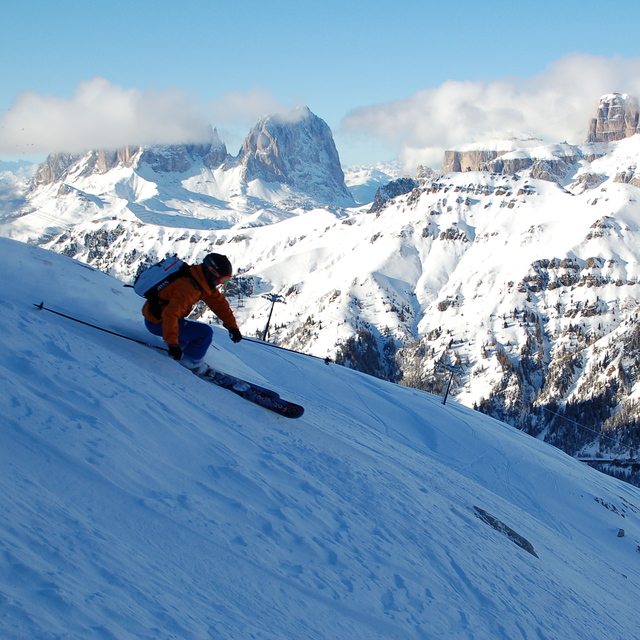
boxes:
[147,265,202,319]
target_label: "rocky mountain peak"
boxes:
[31,152,82,187]
[27,112,353,207]
[238,107,355,206]
[139,130,229,174]
[587,93,640,143]
[30,127,229,187]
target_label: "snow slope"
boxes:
[2,237,640,639]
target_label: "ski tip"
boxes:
[282,404,305,419]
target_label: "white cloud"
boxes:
[0,77,213,155]
[340,54,640,169]
[209,86,300,128]
[208,87,307,154]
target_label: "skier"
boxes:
[142,253,242,374]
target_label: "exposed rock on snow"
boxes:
[474,506,539,558]
[369,177,418,214]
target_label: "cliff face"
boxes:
[441,147,579,182]
[441,150,502,173]
[32,132,230,187]
[238,107,355,206]
[442,93,640,179]
[32,152,83,186]
[587,93,640,143]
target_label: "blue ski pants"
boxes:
[145,318,213,362]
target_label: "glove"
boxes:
[228,328,242,343]
[168,344,183,360]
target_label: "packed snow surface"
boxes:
[1,237,640,639]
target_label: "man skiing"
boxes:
[142,253,242,374]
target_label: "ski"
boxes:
[197,368,305,419]
[33,303,304,417]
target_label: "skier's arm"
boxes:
[202,289,239,330]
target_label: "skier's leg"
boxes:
[144,318,212,362]
[145,318,164,338]
[176,319,213,362]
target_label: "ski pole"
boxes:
[242,336,333,364]
[33,302,168,352]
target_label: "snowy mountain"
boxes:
[0,160,38,174]
[2,107,353,245]
[2,236,640,639]
[0,161,37,216]
[5,94,640,483]
[343,161,405,204]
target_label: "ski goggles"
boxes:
[205,265,232,285]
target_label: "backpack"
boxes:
[133,256,192,299]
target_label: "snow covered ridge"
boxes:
[25,106,355,214]
[2,236,640,639]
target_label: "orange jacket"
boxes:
[142,264,239,346]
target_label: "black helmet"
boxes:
[203,253,232,287]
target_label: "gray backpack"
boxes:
[133,256,192,299]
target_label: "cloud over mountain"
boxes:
[341,54,640,168]
[208,86,305,152]
[209,86,301,127]
[0,77,212,155]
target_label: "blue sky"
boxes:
[2,0,640,167]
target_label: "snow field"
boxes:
[1,238,640,638]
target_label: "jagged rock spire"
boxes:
[587,93,640,143]
[238,107,355,206]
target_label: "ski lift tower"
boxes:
[262,293,286,341]
[440,363,464,405]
